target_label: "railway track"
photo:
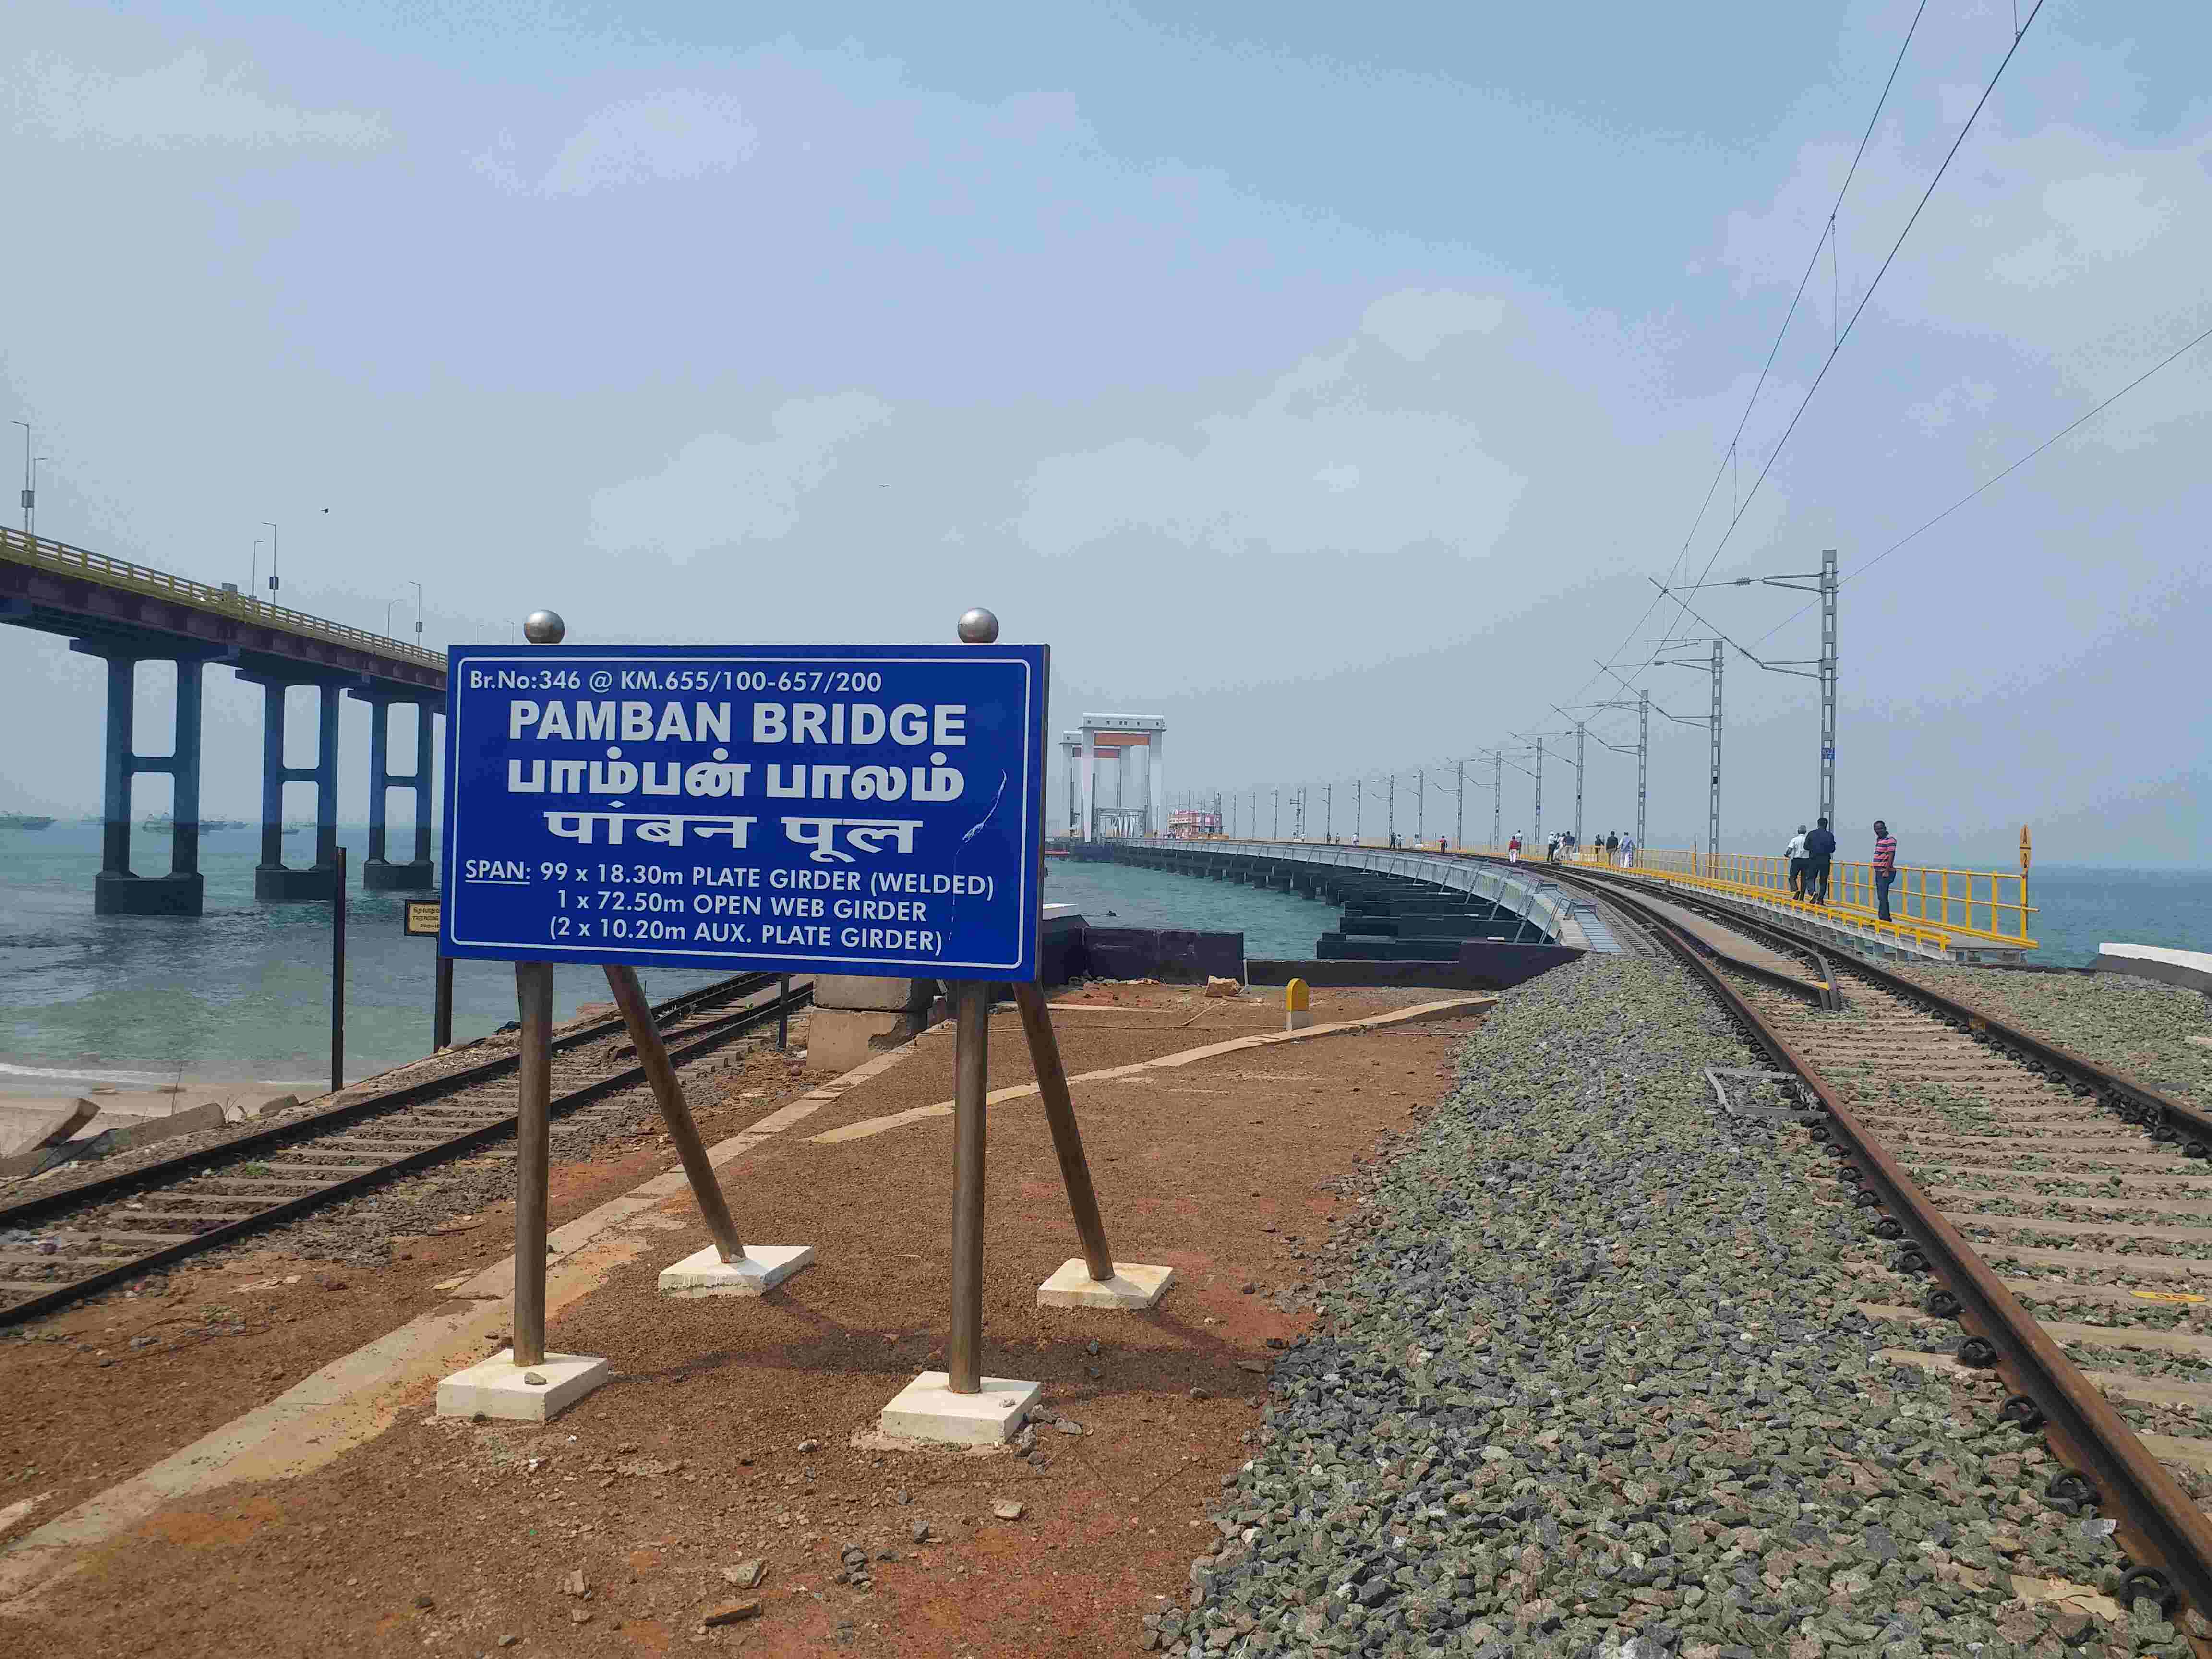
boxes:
[0,970,812,1327]
[1542,862,2212,1625]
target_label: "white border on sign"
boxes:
[445,652,1037,974]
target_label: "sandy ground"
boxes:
[0,983,1482,1657]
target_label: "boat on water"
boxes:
[0,813,54,830]
[139,815,249,830]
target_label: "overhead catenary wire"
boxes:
[1746,314,2212,648]
[1658,0,2047,626]
[1571,0,1939,714]
[1534,0,2052,828]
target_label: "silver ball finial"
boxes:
[956,607,999,644]
[523,609,566,645]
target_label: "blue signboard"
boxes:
[440,645,1048,981]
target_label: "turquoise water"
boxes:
[0,825,2201,1096]
[2012,865,2212,968]
[1042,856,1339,957]
[0,821,730,1096]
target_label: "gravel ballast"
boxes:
[1159,954,2177,1658]
[1891,965,2211,1114]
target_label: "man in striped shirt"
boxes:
[1872,821,1898,922]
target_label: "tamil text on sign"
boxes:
[440,646,1048,980]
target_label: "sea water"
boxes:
[0,822,2201,1095]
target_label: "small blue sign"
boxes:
[440,645,1048,981]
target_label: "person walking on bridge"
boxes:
[1786,824,1809,898]
[1605,830,1618,865]
[1871,820,1898,922]
[1802,817,1836,905]
[1508,831,1522,865]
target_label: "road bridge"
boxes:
[1,526,446,914]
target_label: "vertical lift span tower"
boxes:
[1064,714,1166,841]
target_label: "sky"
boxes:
[1,0,2206,866]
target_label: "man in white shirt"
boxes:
[1785,824,1809,898]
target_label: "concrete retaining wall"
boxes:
[2096,942,2212,995]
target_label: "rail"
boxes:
[0,524,447,675]
[1586,873,2212,1622]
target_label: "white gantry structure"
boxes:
[1062,714,1166,840]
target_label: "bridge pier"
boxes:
[74,645,213,917]
[243,675,341,903]
[351,689,438,890]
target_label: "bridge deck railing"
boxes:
[1452,842,2033,952]
[1132,835,1579,942]
[1,525,447,675]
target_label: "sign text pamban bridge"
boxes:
[440,644,1048,981]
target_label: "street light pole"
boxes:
[1638,690,1649,853]
[264,520,280,594]
[1575,724,1585,846]
[1819,547,1837,830]
[1324,779,1333,842]
[11,421,29,537]
[410,578,426,644]
[1653,639,1725,875]
[1654,552,1837,847]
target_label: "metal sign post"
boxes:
[511,957,553,1370]
[434,606,1144,1438]
[876,608,1168,1445]
[402,897,455,1051]
[330,845,348,1094]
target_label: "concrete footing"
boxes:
[1036,1259,1175,1310]
[362,858,437,891]
[657,1243,816,1298]
[436,1350,609,1422]
[93,872,204,916]
[255,863,336,903]
[878,1371,1040,1446]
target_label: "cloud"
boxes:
[589,392,891,561]
[481,91,758,196]
[1016,309,1527,562]
[1903,377,1996,434]
[1361,289,1505,360]
[1720,112,2211,390]
[12,50,386,149]
[1992,170,2176,289]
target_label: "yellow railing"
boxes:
[1571,855,1960,954]
[0,524,446,674]
[1458,840,2035,951]
[1612,846,2034,947]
